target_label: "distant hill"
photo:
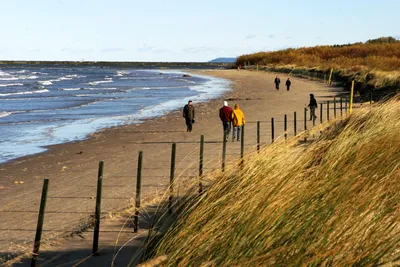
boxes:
[209,57,236,63]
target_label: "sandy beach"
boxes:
[0,69,341,263]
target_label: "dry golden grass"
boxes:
[148,96,400,266]
[237,39,400,88]
[237,42,400,72]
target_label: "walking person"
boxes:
[219,101,233,141]
[285,78,291,91]
[274,76,281,90]
[231,104,245,142]
[307,94,318,124]
[183,100,195,132]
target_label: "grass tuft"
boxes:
[149,96,400,266]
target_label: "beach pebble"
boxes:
[0,186,5,189]
[61,166,68,172]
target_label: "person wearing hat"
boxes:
[231,104,245,142]
[307,94,318,123]
[183,100,195,132]
[219,100,233,141]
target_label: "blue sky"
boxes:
[0,0,399,62]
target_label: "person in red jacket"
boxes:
[219,101,233,141]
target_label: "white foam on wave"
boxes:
[88,80,113,86]
[0,77,19,81]
[0,111,12,118]
[116,71,130,77]
[0,83,24,87]
[61,88,83,91]
[0,89,49,97]
[177,78,196,84]
[39,74,81,86]
[0,75,38,81]
[136,71,230,120]
[40,80,53,85]
[0,70,11,76]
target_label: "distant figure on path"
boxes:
[274,76,281,90]
[183,100,195,132]
[219,101,233,141]
[308,94,318,123]
[231,104,245,142]
[238,64,242,71]
[286,78,291,91]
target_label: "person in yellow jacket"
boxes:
[231,104,245,142]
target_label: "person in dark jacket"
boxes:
[307,94,318,123]
[274,76,281,90]
[219,101,233,141]
[183,100,195,132]
[285,78,291,91]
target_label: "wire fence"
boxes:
[0,90,397,266]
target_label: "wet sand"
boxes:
[0,70,341,262]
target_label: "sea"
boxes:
[0,65,230,163]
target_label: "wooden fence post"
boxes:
[133,152,142,232]
[340,97,343,116]
[334,97,337,118]
[271,118,275,143]
[284,114,287,140]
[92,161,104,253]
[31,178,49,267]
[327,100,330,121]
[257,121,260,152]
[240,125,245,159]
[199,135,204,195]
[168,144,176,213]
[320,103,323,124]
[222,134,227,172]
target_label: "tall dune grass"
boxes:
[149,96,400,266]
[237,40,400,72]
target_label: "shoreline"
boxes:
[0,69,341,259]
[0,70,230,165]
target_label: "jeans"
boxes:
[232,126,241,141]
[222,122,231,140]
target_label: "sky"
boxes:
[0,0,399,62]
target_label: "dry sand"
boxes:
[0,70,343,265]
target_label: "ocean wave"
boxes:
[0,111,12,118]
[0,89,49,97]
[176,78,196,84]
[0,75,38,81]
[0,70,11,76]
[0,83,24,87]
[86,87,117,90]
[88,80,113,85]
[32,72,48,75]
[116,71,129,77]
[0,77,19,81]
[40,80,53,85]
[39,74,80,86]
[61,88,84,91]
